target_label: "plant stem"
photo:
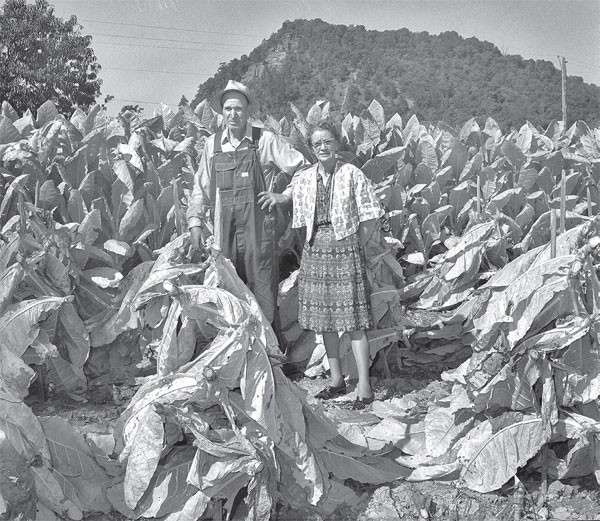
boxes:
[550,209,557,259]
[560,169,566,233]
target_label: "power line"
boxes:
[79,18,262,38]
[109,97,178,106]
[93,32,250,48]
[566,58,599,71]
[93,40,237,55]
[103,66,208,76]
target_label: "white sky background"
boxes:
[49,0,600,117]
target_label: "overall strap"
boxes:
[250,127,268,193]
[251,126,262,148]
[213,130,223,153]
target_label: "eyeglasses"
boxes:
[312,139,335,149]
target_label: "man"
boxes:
[187,80,309,330]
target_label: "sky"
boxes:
[48,0,600,117]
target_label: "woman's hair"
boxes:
[307,121,341,148]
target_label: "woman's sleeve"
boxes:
[353,167,384,223]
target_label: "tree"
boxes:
[119,104,144,115]
[178,94,189,107]
[0,0,102,115]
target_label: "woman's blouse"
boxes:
[292,161,383,242]
[315,174,333,226]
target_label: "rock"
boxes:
[357,486,401,521]
[547,480,575,499]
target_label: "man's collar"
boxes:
[222,124,253,145]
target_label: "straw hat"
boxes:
[210,80,259,115]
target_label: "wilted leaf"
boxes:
[425,387,475,458]
[123,407,165,509]
[459,413,545,492]
[319,449,410,484]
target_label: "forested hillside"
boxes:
[191,19,600,130]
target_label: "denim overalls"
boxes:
[210,128,279,324]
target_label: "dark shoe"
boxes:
[351,394,375,410]
[315,382,347,400]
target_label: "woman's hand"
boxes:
[358,219,378,248]
[257,191,291,212]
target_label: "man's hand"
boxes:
[257,191,290,212]
[187,226,205,262]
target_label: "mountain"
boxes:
[191,19,600,129]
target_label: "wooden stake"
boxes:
[560,169,566,233]
[541,444,549,502]
[214,498,224,521]
[558,55,568,126]
[476,174,482,219]
[550,208,557,259]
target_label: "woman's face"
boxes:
[310,129,338,165]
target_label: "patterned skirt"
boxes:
[298,225,372,333]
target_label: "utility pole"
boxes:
[558,55,568,125]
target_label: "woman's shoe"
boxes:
[315,382,347,400]
[351,394,375,410]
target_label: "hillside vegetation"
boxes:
[192,19,600,130]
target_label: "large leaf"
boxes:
[157,300,183,377]
[123,407,165,509]
[0,400,49,460]
[0,344,35,402]
[319,449,410,484]
[0,263,24,315]
[424,386,475,458]
[0,115,21,144]
[36,100,59,128]
[241,341,279,441]
[45,356,87,394]
[361,146,406,184]
[134,446,198,518]
[365,417,425,455]
[161,490,210,521]
[0,297,68,356]
[118,198,145,241]
[56,303,89,368]
[40,416,108,482]
[459,413,545,492]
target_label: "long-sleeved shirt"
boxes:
[292,161,384,242]
[187,124,309,229]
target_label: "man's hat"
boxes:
[210,80,259,115]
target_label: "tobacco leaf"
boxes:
[0,296,69,356]
[424,386,475,458]
[45,357,87,394]
[134,446,198,518]
[0,343,35,401]
[123,407,165,509]
[39,417,108,483]
[319,449,410,484]
[459,413,546,492]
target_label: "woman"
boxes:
[292,123,383,409]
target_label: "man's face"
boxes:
[222,92,249,133]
